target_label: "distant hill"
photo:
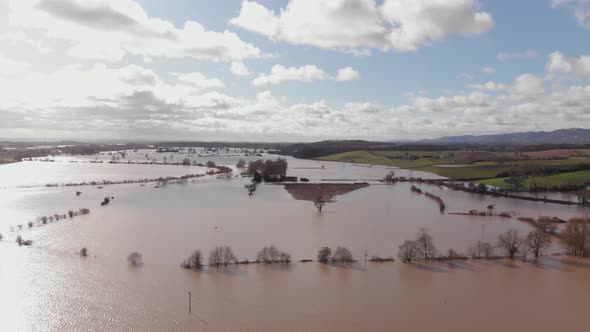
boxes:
[280,140,457,158]
[420,128,590,145]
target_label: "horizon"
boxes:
[1,0,590,141]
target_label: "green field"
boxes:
[318,150,590,188]
[478,170,590,190]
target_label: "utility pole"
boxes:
[188,291,192,314]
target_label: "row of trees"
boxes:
[246,158,288,182]
[398,227,559,263]
[181,246,238,269]
[317,246,354,263]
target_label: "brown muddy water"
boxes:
[1,153,589,331]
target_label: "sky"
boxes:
[0,0,589,142]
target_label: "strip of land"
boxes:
[318,149,590,191]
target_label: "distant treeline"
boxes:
[154,141,290,150]
[280,140,461,159]
[279,140,590,159]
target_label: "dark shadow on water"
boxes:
[543,256,590,269]
[485,258,521,269]
[199,265,248,277]
[520,257,571,272]
[446,260,476,272]
[409,262,448,273]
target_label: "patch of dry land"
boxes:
[283,183,369,201]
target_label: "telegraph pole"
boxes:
[188,291,192,314]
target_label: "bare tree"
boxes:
[415,228,437,260]
[278,252,291,263]
[332,246,353,263]
[525,230,550,257]
[384,170,396,182]
[398,240,420,263]
[127,252,143,265]
[221,246,237,265]
[317,246,332,263]
[447,249,459,261]
[208,246,224,267]
[16,235,22,246]
[469,241,495,259]
[257,246,281,263]
[561,218,590,257]
[182,250,203,269]
[313,196,326,212]
[497,229,523,259]
[481,242,495,258]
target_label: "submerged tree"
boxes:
[332,246,354,263]
[317,246,332,263]
[398,240,420,263]
[384,170,396,182]
[257,246,291,263]
[313,196,326,212]
[80,247,88,257]
[469,241,495,259]
[497,229,523,259]
[209,246,237,267]
[561,218,590,257]
[415,228,437,260]
[182,250,203,269]
[257,245,281,263]
[236,159,246,168]
[525,230,550,258]
[128,252,143,265]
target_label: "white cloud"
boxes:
[497,50,537,62]
[551,0,590,29]
[0,61,588,140]
[230,0,493,53]
[511,74,544,99]
[0,30,51,54]
[175,72,224,89]
[469,81,508,91]
[481,66,495,74]
[253,64,358,86]
[336,67,361,81]
[546,51,590,77]
[230,61,250,76]
[0,54,30,76]
[8,0,264,62]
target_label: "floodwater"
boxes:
[1,151,589,331]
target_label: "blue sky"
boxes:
[0,0,589,141]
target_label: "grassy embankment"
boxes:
[318,150,590,189]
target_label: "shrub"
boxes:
[317,247,332,263]
[128,252,143,265]
[332,246,354,263]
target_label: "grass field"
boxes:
[478,170,590,190]
[318,150,590,188]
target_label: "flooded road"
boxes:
[1,153,589,331]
